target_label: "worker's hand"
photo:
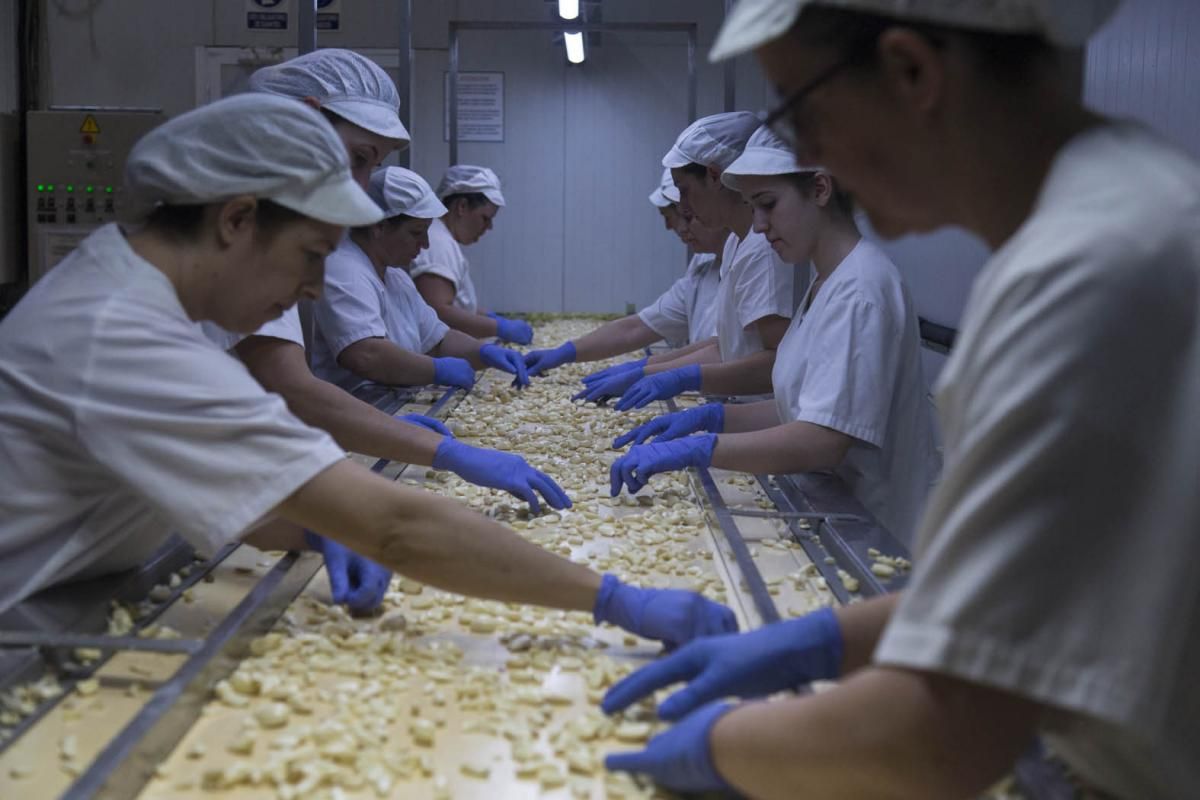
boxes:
[604,701,734,794]
[609,435,716,496]
[572,366,644,404]
[432,356,476,390]
[524,341,576,377]
[614,365,702,412]
[479,343,531,388]
[488,313,534,346]
[602,608,843,719]
[432,438,572,514]
[613,404,724,449]
[582,358,647,385]
[304,531,392,614]
[398,413,454,438]
[592,574,737,650]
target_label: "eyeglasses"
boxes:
[764,53,861,147]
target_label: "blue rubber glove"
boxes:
[304,531,392,614]
[488,313,534,346]
[479,343,530,388]
[613,404,725,449]
[573,366,644,404]
[582,358,648,385]
[592,573,737,650]
[605,701,734,794]
[432,356,475,389]
[524,341,576,377]
[602,608,844,719]
[398,413,454,438]
[614,365,702,412]
[433,438,572,513]
[609,435,716,496]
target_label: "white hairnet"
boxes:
[721,124,826,190]
[711,0,1121,61]
[124,94,383,227]
[437,165,505,207]
[367,167,448,221]
[649,167,681,208]
[662,112,762,171]
[248,48,410,145]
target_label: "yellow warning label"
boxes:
[80,115,100,135]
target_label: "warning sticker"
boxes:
[79,115,100,135]
[247,0,289,30]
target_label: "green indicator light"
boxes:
[36,184,44,192]
[86,185,94,193]
[47,184,54,191]
[105,186,113,194]
[66,184,74,192]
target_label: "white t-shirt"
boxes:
[409,218,478,313]
[772,240,939,546]
[200,307,306,352]
[874,122,1200,799]
[0,225,346,614]
[714,231,795,361]
[310,238,450,392]
[638,253,721,347]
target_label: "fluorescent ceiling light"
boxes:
[558,0,579,20]
[564,31,585,64]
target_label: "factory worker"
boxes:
[573,112,798,407]
[410,166,534,344]
[610,126,940,546]
[309,167,531,398]
[0,96,738,651]
[201,49,569,613]
[602,1,1200,798]
[524,168,725,378]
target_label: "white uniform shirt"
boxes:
[200,307,306,352]
[874,123,1200,799]
[409,218,478,313]
[0,225,346,614]
[772,240,939,545]
[714,231,795,361]
[638,254,721,347]
[310,238,450,392]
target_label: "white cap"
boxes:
[124,94,384,227]
[649,167,681,208]
[367,167,448,220]
[721,124,825,190]
[662,112,762,171]
[437,165,506,207]
[711,0,1121,61]
[248,48,410,145]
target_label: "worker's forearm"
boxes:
[433,302,498,339]
[720,400,782,433]
[710,421,849,474]
[711,667,1039,800]
[341,339,436,387]
[643,342,721,374]
[434,329,487,367]
[646,336,716,366]
[698,350,776,395]
[572,316,662,362]
[834,592,900,675]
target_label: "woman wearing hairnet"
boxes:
[608,126,940,547]
[601,1,1200,797]
[0,96,737,651]
[200,49,572,613]
[410,166,534,344]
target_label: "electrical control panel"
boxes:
[25,108,163,284]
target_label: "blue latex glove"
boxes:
[479,343,530,388]
[602,608,844,719]
[432,356,475,389]
[573,366,644,404]
[398,413,454,438]
[582,358,648,385]
[609,435,716,496]
[433,438,572,513]
[592,573,737,650]
[613,404,725,449]
[488,313,534,346]
[524,341,576,377]
[605,701,734,794]
[614,365,702,412]
[304,531,392,614]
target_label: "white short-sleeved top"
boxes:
[310,238,450,392]
[874,123,1200,799]
[772,240,940,545]
[201,307,306,352]
[0,225,346,614]
[409,218,478,313]
[714,231,795,361]
[638,254,721,347]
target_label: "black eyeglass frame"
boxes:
[763,52,863,143]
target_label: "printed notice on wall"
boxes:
[316,0,340,31]
[247,0,290,31]
[443,72,505,143]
